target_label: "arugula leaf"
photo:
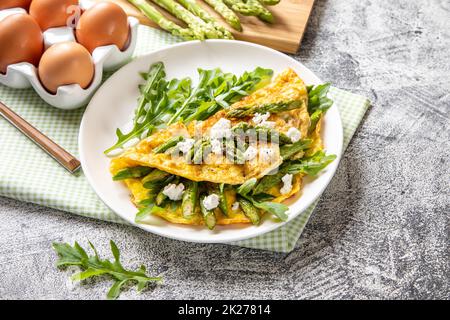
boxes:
[280,139,312,160]
[105,62,191,155]
[252,201,289,221]
[135,204,165,223]
[171,67,273,124]
[285,151,337,176]
[236,178,289,221]
[53,241,162,300]
[236,178,258,196]
[307,83,334,133]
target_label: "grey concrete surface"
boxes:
[0,0,449,300]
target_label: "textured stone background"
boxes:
[0,0,448,300]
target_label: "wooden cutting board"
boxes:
[97,0,315,53]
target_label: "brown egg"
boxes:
[0,0,32,10]
[38,42,94,93]
[0,14,43,74]
[30,0,80,31]
[76,2,129,53]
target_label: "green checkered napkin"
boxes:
[0,26,370,253]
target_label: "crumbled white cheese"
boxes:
[259,121,276,129]
[287,127,301,142]
[210,118,232,139]
[244,146,258,161]
[162,183,185,201]
[280,174,293,195]
[260,147,275,161]
[176,139,195,154]
[252,112,270,125]
[210,139,222,155]
[232,202,240,211]
[202,194,220,210]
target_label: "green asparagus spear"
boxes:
[177,0,234,39]
[249,0,274,22]
[308,109,322,134]
[238,197,260,225]
[252,171,284,195]
[142,169,171,188]
[258,0,280,5]
[193,140,211,164]
[200,195,217,229]
[185,139,200,162]
[218,183,229,217]
[127,0,196,40]
[226,100,303,118]
[182,181,199,218]
[232,122,292,145]
[155,188,167,206]
[153,136,184,153]
[204,0,242,31]
[151,0,220,39]
[280,139,312,160]
[223,0,274,23]
[224,139,244,163]
[112,166,152,181]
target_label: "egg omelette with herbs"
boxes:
[109,66,336,229]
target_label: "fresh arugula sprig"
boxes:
[307,83,334,133]
[170,67,273,124]
[236,178,289,221]
[283,151,337,176]
[104,62,191,155]
[105,63,272,154]
[53,241,162,300]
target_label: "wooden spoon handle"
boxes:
[0,101,81,173]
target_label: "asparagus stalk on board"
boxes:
[223,0,274,23]
[151,0,221,39]
[203,0,242,31]
[226,100,303,118]
[258,0,280,5]
[127,0,196,40]
[177,0,234,39]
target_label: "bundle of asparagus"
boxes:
[127,0,280,40]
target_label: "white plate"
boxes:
[79,40,343,243]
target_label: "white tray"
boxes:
[0,4,138,110]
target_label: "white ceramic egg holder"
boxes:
[0,6,139,110]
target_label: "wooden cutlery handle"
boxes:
[0,101,81,173]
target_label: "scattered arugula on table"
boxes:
[52,240,162,300]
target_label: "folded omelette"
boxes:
[109,68,330,228]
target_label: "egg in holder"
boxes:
[0,3,139,110]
